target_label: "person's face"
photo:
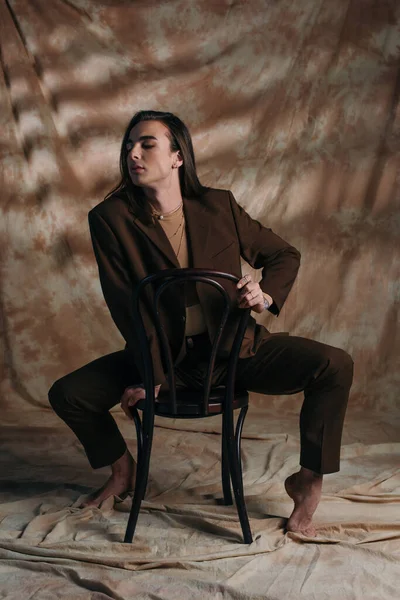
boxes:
[126,120,182,189]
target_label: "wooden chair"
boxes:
[124,268,253,544]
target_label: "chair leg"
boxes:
[221,424,233,505]
[124,407,155,543]
[226,406,253,544]
[131,407,143,483]
[235,405,248,482]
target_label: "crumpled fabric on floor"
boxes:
[0,0,399,598]
[0,408,399,599]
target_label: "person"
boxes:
[49,110,353,537]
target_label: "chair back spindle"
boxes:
[132,269,250,417]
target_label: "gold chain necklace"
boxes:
[168,215,184,239]
[176,218,186,259]
[152,202,183,220]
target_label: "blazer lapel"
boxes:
[127,192,228,268]
[128,204,180,268]
[184,194,233,264]
[183,196,211,267]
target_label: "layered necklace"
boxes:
[153,202,185,260]
[174,212,186,260]
[152,202,182,221]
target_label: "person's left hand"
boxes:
[120,384,161,420]
[237,274,265,314]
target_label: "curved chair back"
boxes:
[132,268,250,416]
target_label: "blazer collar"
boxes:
[128,194,212,267]
[184,194,231,261]
[183,195,211,266]
[128,199,179,267]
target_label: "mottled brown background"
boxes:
[0,1,399,599]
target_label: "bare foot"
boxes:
[80,449,136,508]
[284,467,323,536]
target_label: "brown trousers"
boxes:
[49,334,353,474]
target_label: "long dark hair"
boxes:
[105,110,209,224]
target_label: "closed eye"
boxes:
[126,143,154,151]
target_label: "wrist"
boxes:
[262,292,273,311]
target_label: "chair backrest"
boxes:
[132,268,250,417]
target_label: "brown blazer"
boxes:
[88,188,301,384]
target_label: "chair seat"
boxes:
[136,386,249,417]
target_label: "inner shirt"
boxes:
[158,204,207,336]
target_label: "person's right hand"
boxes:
[120,384,161,420]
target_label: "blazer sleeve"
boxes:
[88,210,165,385]
[228,191,301,315]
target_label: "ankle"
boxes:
[111,449,134,476]
[298,467,323,483]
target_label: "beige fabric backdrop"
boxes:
[0,1,399,598]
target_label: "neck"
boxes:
[143,180,183,215]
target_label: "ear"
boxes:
[173,150,184,168]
